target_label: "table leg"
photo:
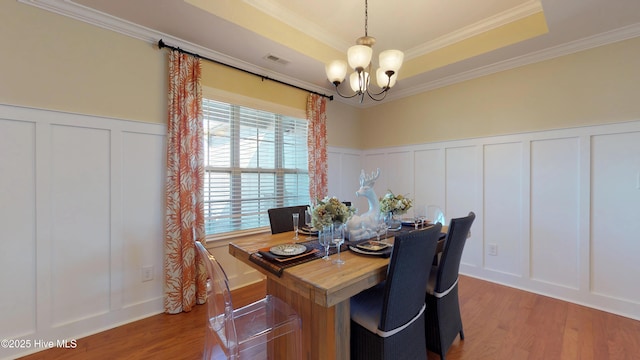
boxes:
[267,278,350,360]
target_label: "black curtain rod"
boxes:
[158,39,333,101]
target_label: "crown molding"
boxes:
[243,0,350,52]
[19,0,158,43]
[244,0,545,60]
[404,0,544,59]
[388,23,640,103]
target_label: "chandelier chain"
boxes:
[364,0,368,37]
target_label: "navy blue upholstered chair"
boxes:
[350,224,442,360]
[425,211,475,360]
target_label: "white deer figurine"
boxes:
[346,168,382,241]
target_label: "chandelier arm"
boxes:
[333,83,362,99]
[364,70,391,98]
[365,88,389,102]
[367,86,390,97]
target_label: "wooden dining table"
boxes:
[228,225,446,360]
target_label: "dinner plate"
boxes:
[356,240,390,252]
[349,245,392,257]
[299,227,318,235]
[269,243,307,256]
[401,220,432,227]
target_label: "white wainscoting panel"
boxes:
[445,146,481,268]
[530,137,580,290]
[121,131,166,308]
[0,119,37,340]
[0,104,166,359]
[327,148,363,208]
[385,150,413,199]
[413,148,445,209]
[483,142,524,277]
[50,124,112,326]
[341,153,365,205]
[591,131,640,305]
[327,118,640,322]
[327,151,342,201]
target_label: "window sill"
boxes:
[205,227,271,243]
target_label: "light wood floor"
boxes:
[19,276,640,360]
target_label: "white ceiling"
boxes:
[24,0,640,106]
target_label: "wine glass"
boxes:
[375,218,388,243]
[292,213,299,241]
[384,212,392,229]
[414,205,426,229]
[319,224,332,260]
[304,209,314,239]
[332,224,345,265]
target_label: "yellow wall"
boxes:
[402,11,548,79]
[1,1,166,124]
[201,61,307,110]
[360,36,640,148]
[326,100,364,149]
[3,1,639,150]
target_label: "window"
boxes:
[203,98,309,236]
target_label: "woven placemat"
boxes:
[248,225,445,277]
[249,239,346,277]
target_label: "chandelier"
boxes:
[325,0,404,103]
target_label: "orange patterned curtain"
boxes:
[164,50,207,314]
[306,94,328,202]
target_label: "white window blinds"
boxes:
[203,98,310,235]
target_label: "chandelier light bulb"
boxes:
[347,45,373,71]
[350,71,369,92]
[379,49,404,73]
[376,68,397,88]
[325,60,348,85]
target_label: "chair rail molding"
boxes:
[0,103,166,359]
[328,119,640,321]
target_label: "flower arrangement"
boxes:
[310,196,355,228]
[379,191,413,215]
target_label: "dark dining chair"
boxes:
[425,211,475,360]
[267,205,308,234]
[195,241,302,359]
[350,223,442,360]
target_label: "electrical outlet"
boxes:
[488,243,498,256]
[142,265,154,282]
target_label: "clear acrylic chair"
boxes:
[195,241,302,359]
